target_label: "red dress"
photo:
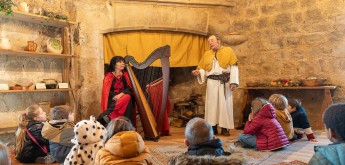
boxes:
[101,72,135,123]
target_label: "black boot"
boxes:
[212,125,218,135]
[221,128,230,136]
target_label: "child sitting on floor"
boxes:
[309,103,345,165]
[64,116,107,165]
[287,99,317,142]
[95,116,153,165]
[0,142,10,165]
[237,98,289,150]
[184,117,228,156]
[168,117,243,164]
[42,105,75,164]
[269,94,294,140]
[15,104,55,164]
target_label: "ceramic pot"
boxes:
[0,38,12,49]
[25,41,37,52]
[18,2,29,13]
[42,79,58,89]
[47,38,63,54]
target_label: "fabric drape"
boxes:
[103,31,209,67]
[146,78,172,136]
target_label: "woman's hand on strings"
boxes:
[113,93,124,101]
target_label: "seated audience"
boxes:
[42,105,75,163]
[269,94,294,140]
[287,99,317,142]
[95,116,153,165]
[309,103,345,165]
[0,142,10,165]
[15,104,55,163]
[168,117,243,164]
[237,98,289,150]
[64,116,107,165]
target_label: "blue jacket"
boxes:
[308,143,345,165]
[186,138,229,156]
[290,108,311,129]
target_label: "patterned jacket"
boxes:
[64,117,107,165]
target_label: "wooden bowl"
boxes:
[10,85,23,90]
[301,79,327,86]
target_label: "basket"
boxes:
[301,79,326,86]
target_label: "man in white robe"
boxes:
[192,35,239,136]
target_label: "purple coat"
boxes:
[244,104,289,150]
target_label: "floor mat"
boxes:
[150,131,330,164]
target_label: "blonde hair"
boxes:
[0,142,9,165]
[15,104,41,157]
[51,105,72,120]
[105,116,134,143]
[251,98,268,115]
[269,94,288,110]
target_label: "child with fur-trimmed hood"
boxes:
[41,105,75,163]
[64,116,107,165]
[168,117,243,165]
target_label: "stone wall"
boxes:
[229,0,345,101]
[2,0,345,142]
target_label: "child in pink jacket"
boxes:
[237,98,289,150]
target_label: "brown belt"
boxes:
[207,74,230,84]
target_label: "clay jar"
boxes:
[18,2,29,13]
[25,41,37,52]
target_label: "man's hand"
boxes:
[230,83,237,91]
[192,70,200,76]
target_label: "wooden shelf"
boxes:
[0,11,76,27]
[0,88,77,93]
[0,49,74,58]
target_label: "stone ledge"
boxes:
[112,0,235,7]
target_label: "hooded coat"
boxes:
[41,119,74,163]
[95,131,153,165]
[275,108,294,140]
[244,104,289,150]
[308,143,345,165]
[64,117,107,165]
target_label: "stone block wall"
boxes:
[228,0,345,101]
[3,0,345,143]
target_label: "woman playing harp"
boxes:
[99,56,136,127]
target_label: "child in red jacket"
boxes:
[237,98,289,150]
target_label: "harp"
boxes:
[124,45,170,141]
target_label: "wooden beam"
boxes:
[111,0,235,7]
